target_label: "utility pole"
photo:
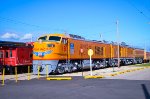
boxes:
[100,33,102,41]
[116,20,120,68]
[144,41,147,62]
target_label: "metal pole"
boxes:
[80,60,82,76]
[2,67,5,86]
[111,44,115,72]
[116,20,120,68]
[81,53,83,76]
[144,41,146,62]
[90,55,93,76]
[100,33,102,41]
[28,66,30,80]
[46,65,48,78]
[38,66,40,79]
[15,67,18,83]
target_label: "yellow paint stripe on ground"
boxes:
[109,73,118,76]
[117,72,125,74]
[105,67,150,77]
[84,75,104,79]
[125,70,132,72]
[46,77,72,80]
[136,68,141,70]
[109,70,132,77]
[131,69,136,71]
[143,67,150,69]
[137,68,142,70]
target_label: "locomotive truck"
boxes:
[33,33,150,74]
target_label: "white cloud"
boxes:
[20,33,32,40]
[1,33,19,39]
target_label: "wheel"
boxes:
[94,63,99,69]
[56,66,65,74]
[139,59,143,64]
[68,66,73,73]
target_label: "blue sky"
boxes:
[0,0,150,51]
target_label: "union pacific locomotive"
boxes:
[33,33,150,74]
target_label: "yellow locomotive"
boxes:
[33,33,148,74]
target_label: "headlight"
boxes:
[47,44,55,47]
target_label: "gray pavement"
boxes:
[1,65,148,80]
[109,68,150,80]
[1,67,150,99]
[0,77,150,99]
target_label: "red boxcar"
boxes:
[0,41,33,73]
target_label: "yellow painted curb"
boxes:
[84,75,104,79]
[118,71,125,74]
[131,69,136,71]
[135,69,139,71]
[144,67,150,69]
[46,77,72,80]
[125,70,132,72]
[136,68,141,70]
[109,73,118,76]
[117,72,122,74]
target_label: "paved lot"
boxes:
[1,65,149,80]
[1,65,150,99]
[60,65,147,76]
[0,77,150,99]
[109,68,150,80]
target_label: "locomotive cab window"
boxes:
[5,51,9,58]
[38,36,47,41]
[10,50,13,57]
[0,51,3,58]
[49,36,61,42]
[61,38,67,44]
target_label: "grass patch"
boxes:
[134,63,150,67]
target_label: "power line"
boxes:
[0,16,72,37]
[0,16,119,41]
[126,0,150,21]
[0,16,117,34]
[0,16,64,31]
[0,16,41,28]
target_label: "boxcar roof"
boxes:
[0,41,32,48]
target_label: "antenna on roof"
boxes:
[100,33,102,41]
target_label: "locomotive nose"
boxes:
[33,62,58,75]
[47,44,55,47]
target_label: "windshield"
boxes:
[49,36,61,41]
[38,36,47,41]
